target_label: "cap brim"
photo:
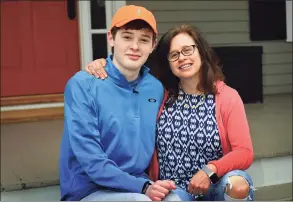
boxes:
[114,18,157,35]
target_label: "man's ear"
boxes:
[107,31,114,47]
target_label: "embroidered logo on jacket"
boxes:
[148,98,156,103]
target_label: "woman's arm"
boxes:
[84,58,108,79]
[209,92,254,177]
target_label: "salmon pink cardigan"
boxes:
[148,81,254,180]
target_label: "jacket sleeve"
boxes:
[64,76,148,193]
[209,92,254,177]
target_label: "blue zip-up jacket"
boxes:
[59,56,164,200]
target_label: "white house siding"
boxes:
[127,1,292,95]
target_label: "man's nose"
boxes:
[130,41,139,50]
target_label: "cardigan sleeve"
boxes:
[148,149,159,181]
[209,92,254,177]
[147,90,169,181]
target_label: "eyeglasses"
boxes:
[167,45,197,62]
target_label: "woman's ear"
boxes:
[107,31,114,47]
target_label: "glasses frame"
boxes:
[167,44,197,62]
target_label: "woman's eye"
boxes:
[183,48,192,52]
[170,53,178,58]
[172,53,178,58]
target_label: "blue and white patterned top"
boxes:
[156,88,223,192]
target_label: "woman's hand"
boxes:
[187,170,211,195]
[84,58,108,79]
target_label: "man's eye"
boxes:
[141,39,150,43]
[123,36,131,40]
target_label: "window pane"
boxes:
[92,34,108,60]
[90,0,106,29]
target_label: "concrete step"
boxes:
[1,183,292,201]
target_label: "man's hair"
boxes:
[153,24,225,105]
[110,19,156,53]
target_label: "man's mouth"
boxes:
[127,54,141,61]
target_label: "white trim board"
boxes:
[78,1,92,70]
[286,1,292,42]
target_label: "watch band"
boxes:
[141,181,152,194]
[201,165,219,184]
[201,165,213,177]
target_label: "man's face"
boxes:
[108,28,155,74]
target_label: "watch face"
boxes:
[210,173,220,184]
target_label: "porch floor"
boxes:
[1,185,60,201]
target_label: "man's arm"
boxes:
[64,74,148,193]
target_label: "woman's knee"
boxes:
[219,170,255,200]
[225,175,251,199]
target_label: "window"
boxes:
[249,0,287,41]
[78,1,126,68]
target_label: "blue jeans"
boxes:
[81,170,254,201]
[172,170,255,201]
[81,189,181,201]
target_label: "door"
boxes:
[1,1,80,97]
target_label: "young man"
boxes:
[59,5,177,201]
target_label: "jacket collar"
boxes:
[105,55,150,88]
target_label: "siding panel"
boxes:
[263,63,292,75]
[263,53,292,65]
[264,85,292,94]
[206,33,250,45]
[157,22,249,34]
[129,1,248,10]
[153,10,248,22]
[263,74,292,86]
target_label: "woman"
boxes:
[84,24,255,201]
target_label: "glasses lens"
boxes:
[182,46,194,56]
[168,52,179,61]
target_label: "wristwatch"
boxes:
[141,181,152,194]
[201,165,220,184]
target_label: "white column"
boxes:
[286,1,292,42]
[78,1,93,69]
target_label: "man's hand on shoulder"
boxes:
[145,180,176,201]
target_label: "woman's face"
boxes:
[168,33,202,81]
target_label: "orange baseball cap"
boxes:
[110,5,157,35]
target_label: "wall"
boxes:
[1,120,63,191]
[127,0,292,94]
